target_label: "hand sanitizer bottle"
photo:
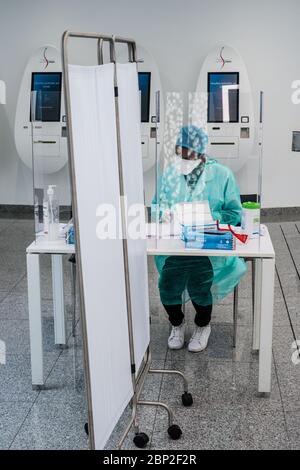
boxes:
[46,185,59,241]
[43,197,49,236]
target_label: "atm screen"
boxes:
[138,72,151,123]
[208,72,239,123]
[30,72,62,122]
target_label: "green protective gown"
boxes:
[152,157,247,306]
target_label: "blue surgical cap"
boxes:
[176,125,208,155]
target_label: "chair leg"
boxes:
[233,285,238,348]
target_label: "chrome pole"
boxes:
[97,38,104,65]
[65,31,112,41]
[111,33,139,432]
[138,401,174,427]
[149,368,189,393]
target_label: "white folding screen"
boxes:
[68,63,133,450]
[117,63,150,372]
[68,61,150,449]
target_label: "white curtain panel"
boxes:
[116,62,150,372]
[68,63,133,450]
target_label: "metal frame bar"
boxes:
[62,30,190,450]
[111,34,142,448]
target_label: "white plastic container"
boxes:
[241,202,260,238]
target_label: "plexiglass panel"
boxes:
[149,89,263,305]
[30,91,73,246]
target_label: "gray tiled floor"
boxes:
[0,217,300,449]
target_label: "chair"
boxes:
[182,258,255,349]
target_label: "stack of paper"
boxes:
[174,201,215,228]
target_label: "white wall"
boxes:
[0,0,299,207]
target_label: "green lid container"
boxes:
[242,202,261,210]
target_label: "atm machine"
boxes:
[138,71,153,171]
[14,45,68,174]
[15,44,162,205]
[136,46,163,175]
[134,46,164,205]
[196,45,258,199]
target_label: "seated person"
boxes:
[152,125,247,352]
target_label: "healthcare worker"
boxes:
[152,125,246,353]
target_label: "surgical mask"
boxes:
[174,155,202,175]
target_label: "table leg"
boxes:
[233,285,238,348]
[51,255,66,346]
[27,253,44,388]
[252,259,262,352]
[70,260,77,336]
[258,258,275,394]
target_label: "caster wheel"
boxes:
[182,392,193,407]
[168,424,182,440]
[133,432,149,449]
[84,422,89,436]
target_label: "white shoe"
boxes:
[188,324,211,353]
[168,323,186,350]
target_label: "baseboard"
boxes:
[0,204,299,223]
[261,207,300,222]
[0,205,72,220]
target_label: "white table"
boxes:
[26,240,74,388]
[26,226,275,393]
